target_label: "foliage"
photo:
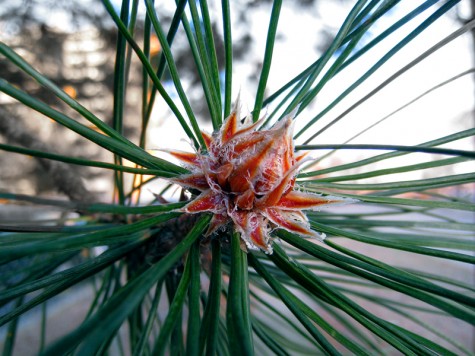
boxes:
[0,0,474,354]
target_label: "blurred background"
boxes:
[0,0,474,353]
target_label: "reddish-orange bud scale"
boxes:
[231,133,266,155]
[185,190,223,213]
[221,111,238,143]
[201,131,213,149]
[235,189,255,210]
[277,191,338,210]
[265,209,307,235]
[172,174,209,190]
[216,163,233,187]
[169,151,200,167]
[250,225,267,250]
